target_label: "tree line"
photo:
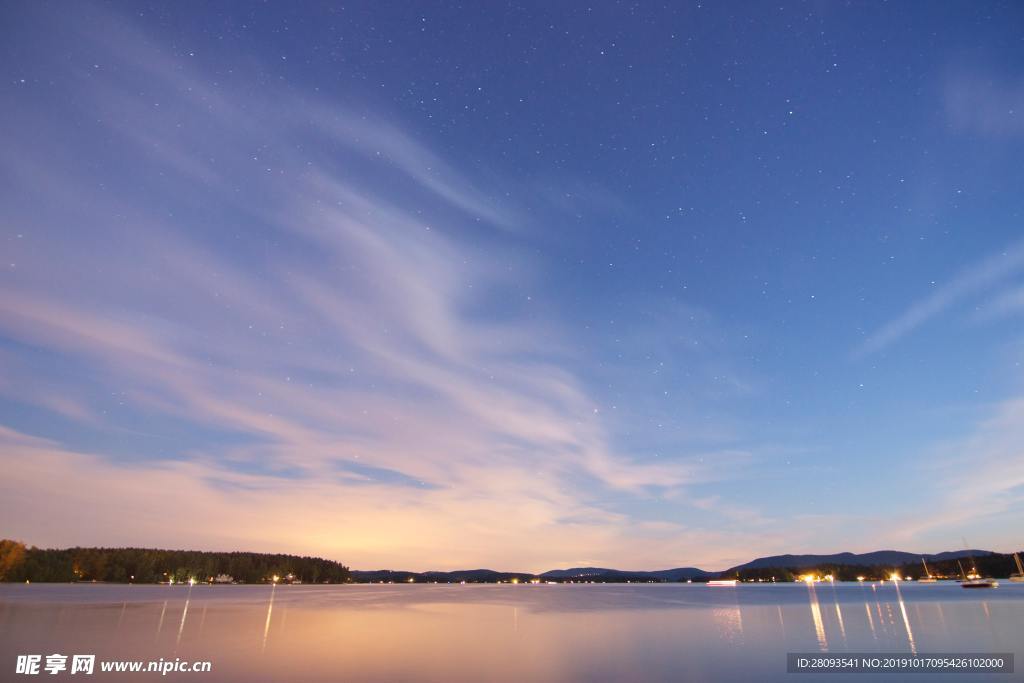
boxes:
[0,540,350,584]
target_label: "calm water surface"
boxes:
[1,582,1021,682]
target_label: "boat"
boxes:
[918,558,937,583]
[957,557,997,589]
[1009,552,1024,583]
[707,579,738,586]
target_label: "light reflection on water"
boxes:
[261,584,275,654]
[892,581,917,655]
[1,582,1022,682]
[827,583,846,646]
[805,583,828,652]
[154,599,167,642]
[177,583,195,652]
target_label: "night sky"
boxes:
[2,1,1023,571]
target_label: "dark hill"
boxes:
[727,549,988,573]
[540,567,712,581]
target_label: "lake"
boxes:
[1,581,1021,682]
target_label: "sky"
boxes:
[1,1,1024,572]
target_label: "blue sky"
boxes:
[1,1,1023,571]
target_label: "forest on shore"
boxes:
[0,540,350,584]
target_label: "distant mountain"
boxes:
[645,567,716,581]
[726,549,990,573]
[351,568,534,583]
[539,567,611,579]
[540,567,712,581]
[349,549,1002,583]
[424,569,534,582]
[351,566,711,583]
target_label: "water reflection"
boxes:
[864,601,877,642]
[199,604,208,638]
[154,600,167,642]
[711,604,744,643]
[115,601,126,632]
[828,582,846,645]
[980,601,995,640]
[175,592,192,651]
[805,584,828,652]
[876,593,888,638]
[892,581,917,655]
[262,583,276,653]
[1,583,1021,683]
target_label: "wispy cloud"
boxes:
[882,395,1024,553]
[0,3,765,570]
[973,285,1024,322]
[945,68,1024,138]
[858,240,1024,355]
[307,108,520,230]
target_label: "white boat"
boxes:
[1009,552,1024,583]
[956,558,996,588]
[918,558,937,583]
[707,579,737,586]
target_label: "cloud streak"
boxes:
[858,240,1024,355]
[883,396,1024,554]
